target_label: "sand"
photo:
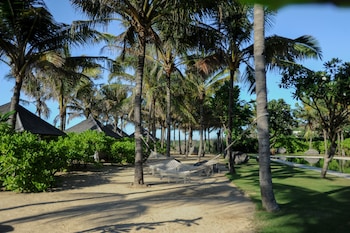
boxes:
[0,156,256,233]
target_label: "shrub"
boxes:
[0,131,66,192]
[273,135,308,154]
[59,131,115,166]
[110,138,135,164]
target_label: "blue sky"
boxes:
[1,1,350,130]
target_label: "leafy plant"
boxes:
[59,131,115,166]
[110,138,135,164]
[0,131,66,192]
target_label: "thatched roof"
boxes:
[0,103,66,136]
[65,115,124,139]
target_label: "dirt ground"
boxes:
[0,155,256,233]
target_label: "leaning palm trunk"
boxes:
[9,73,25,129]
[254,4,279,212]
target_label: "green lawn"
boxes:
[230,159,350,233]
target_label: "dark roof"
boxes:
[0,103,66,136]
[65,115,122,139]
[105,124,130,138]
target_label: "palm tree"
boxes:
[0,0,63,128]
[0,0,98,129]
[98,82,131,132]
[254,4,279,212]
[44,45,105,131]
[21,74,51,119]
[71,0,185,185]
[294,101,320,150]
[196,1,321,174]
[184,52,227,158]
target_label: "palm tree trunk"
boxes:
[178,124,182,154]
[9,74,24,129]
[59,94,67,131]
[184,127,188,156]
[187,126,193,157]
[133,35,146,186]
[254,4,279,212]
[151,97,157,145]
[166,74,171,157]
[198,95,204,159]
[227,70,235,174]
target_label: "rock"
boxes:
[304,149,319,155]
[276,147,287,154]
[233,151,249,164]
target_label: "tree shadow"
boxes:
[54,165,121,191]
[265,184,350,233]
[1,166,253,232]
[78,217,202,233]
[0,224,14,232]
[234,159,350,233]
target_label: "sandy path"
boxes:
[0,157,256,233]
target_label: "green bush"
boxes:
[273,135,308,154]
[0,131,66,192]
[110,138,135,164]
[59,131,115,166]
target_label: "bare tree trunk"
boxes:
[161,124,166,149]
[323,129,328,156]
[198,95,204,159]
[184,127,188,156]
[166,74,171,157]
[133,34,146,186]
[254,4,279,212]
[187,126,193,157]
[227,69,235,174]
[9,72,24,129]
[321,132,337,178]
[217,129,221,153]
[178,124,182,154]
[207,128,210,153]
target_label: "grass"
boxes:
[230,159,350,233]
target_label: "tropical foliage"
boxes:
[281,58,350,177]
[0,129,136,192]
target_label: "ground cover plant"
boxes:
[230,159,350,233]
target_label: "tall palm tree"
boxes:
[21,73,51,119]
[0,0,98,129]
[0,0,63,128]
[98,82,131,132]
[254,4,279,212]
[45,45,105,131]
[294,101,320,150]
[184,52,227,158]
[197,0,321,174]
[71,0,184,185]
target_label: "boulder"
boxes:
[233,151,249,164]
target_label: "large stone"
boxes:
[233,151,249,164]
[304,149,319,155]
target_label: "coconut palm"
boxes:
[195,1,321,174]
[0,0,99,129]
[184,52,228,158]
[70,0,219,184]
[294,101,320,150]
[44,45,106,131]
[254,4,279,212]
[21,74,51,119]
[71,0,180,185]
